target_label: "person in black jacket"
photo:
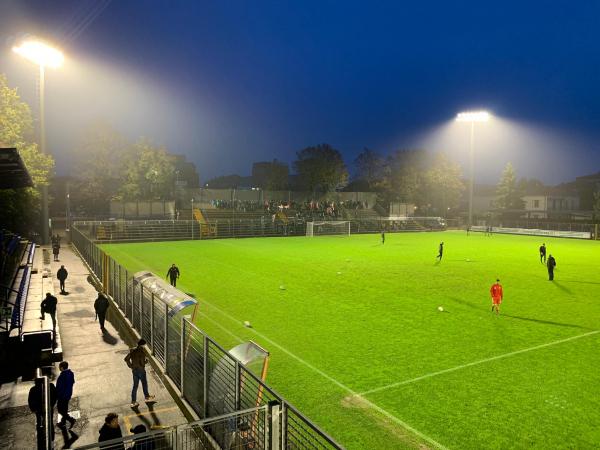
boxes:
[166,264,180,287]
[539,243,547,264]
[98,412,125,450]
[547,254,557,281]
[40,292,58,329]
[57,265,68,294]
[94,292,110,332]
[56,361,76,429]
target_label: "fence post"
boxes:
[180,316,186,395]
[138,285,143,331]
[164,303,168,371]
[203,335,209,418]
[281,402,287,449]
[235,361,241,410]
[141,283,146,336]
[269,401,281,450]
[125,269,129,318]
[150,293,155,354]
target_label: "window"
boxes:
[533,200,540,208]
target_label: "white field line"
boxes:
[358,329,600,397]
[196,311,245,344]
[197,297,448,449]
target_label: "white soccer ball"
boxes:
[466,258,470,262]
[438,306,444,312]
[244,321,252,328]
[279,285,286,290]
[337,271,342,275]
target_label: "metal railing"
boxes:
[72,216,449,243]
[71,226,343,450]
[75,405,270,450]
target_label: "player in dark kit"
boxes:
[381,230,385,244]
[166,264,180,287]
[547,254,556,280]
[539,243,546,264]
[436,242,444,261]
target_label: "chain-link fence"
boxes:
[71,226,343,450]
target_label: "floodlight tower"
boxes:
[456,111,490,228]
[13,40,64,245]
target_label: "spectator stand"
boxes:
[1,235,63,373]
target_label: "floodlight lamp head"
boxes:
[456,111,490,123]
[12,40,64,69]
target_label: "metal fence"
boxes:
[71,226,343,450]
[72,217,449,243]
[75,405,271,450]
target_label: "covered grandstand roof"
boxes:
[0,148,33,189]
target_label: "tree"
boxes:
[293,144,348,192]
[0,74,54,234]
[422,153,465,215]
[119,139,175,200]
[379,149,428,204]
[593,190,600,221]
[354,148,383,190]
[496,162,525,210]
[70,123,128,213]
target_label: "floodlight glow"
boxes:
[12,40,64,68]
[456,111,490,123]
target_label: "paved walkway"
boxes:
[0,244,187,449]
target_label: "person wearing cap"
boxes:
[490,279,503,315]
[130,424,155,450]
[124,339,155,408]
[98,412,124,450]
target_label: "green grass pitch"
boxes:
[101,231,600,449]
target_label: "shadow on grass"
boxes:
[447,296,589,330]
[551,281,573,294]
[561,279,600,286]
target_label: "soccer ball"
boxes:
[279,285,286,290]
[466,258,470,262]
[244,321,252,328]
[337,271,342,275]
[438,306,444,312]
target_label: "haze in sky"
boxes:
[1,0,599,184]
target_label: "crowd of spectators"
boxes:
[210,199,370,220]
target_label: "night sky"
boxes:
[1,0,600,184]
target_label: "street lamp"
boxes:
[456,110,490,228]
[13,40,64,245]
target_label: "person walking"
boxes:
[547,254,557,281]
[57,265,68,294]
[166,264,180,287]
[490,279,503,315]
[94,292,110,332]
[56,361,76,429]
[381,229,385,245]
[98,412,125,450]
[539,243,547,264]
[124,339,155,408]
[40,292,58,330]
[436,242,444,261]
[52,235,61,262]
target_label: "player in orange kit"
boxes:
[490,279,503,315]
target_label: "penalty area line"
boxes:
[358,329,600,397]
[195,298,448,449]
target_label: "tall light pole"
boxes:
[456,110,490,228]
[13,40,64,245]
